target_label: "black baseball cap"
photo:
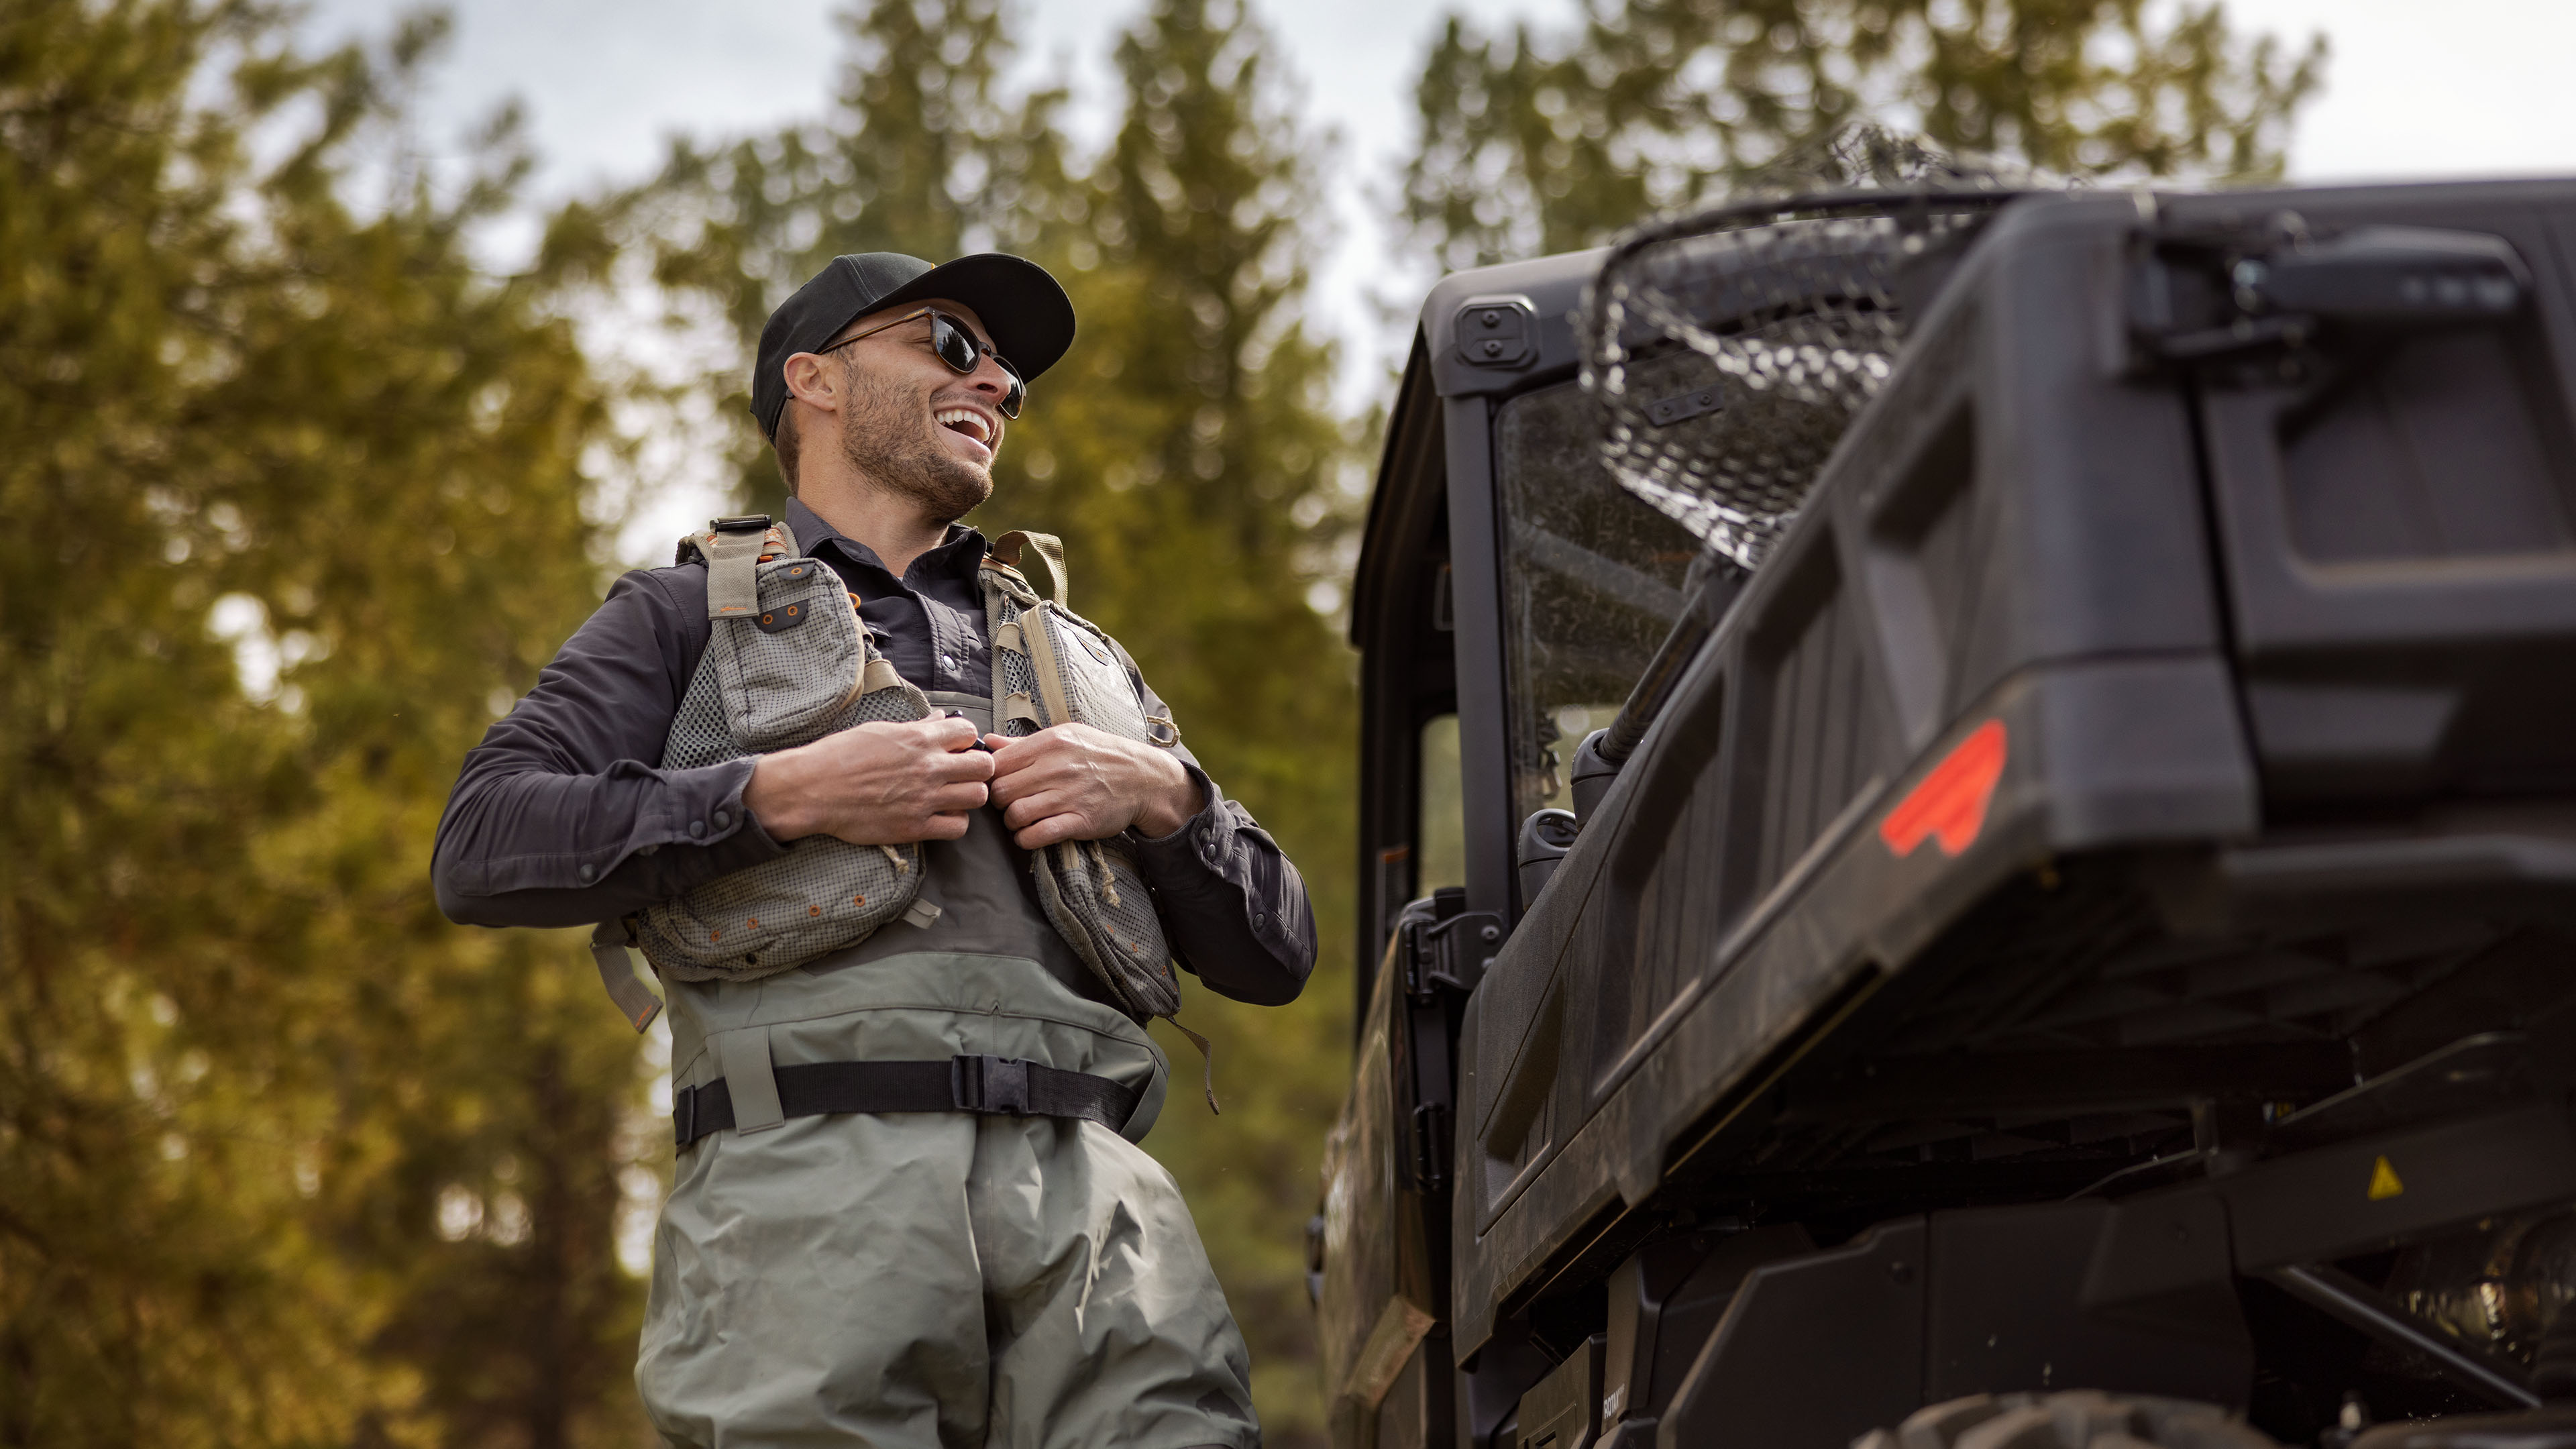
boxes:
[750,252,1077,439]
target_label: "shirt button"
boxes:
[938,653,957,673]
[578,863,597,883]
[689,820,706,839]
[713,810,731,830]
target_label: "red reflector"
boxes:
[1880,719,2006,858]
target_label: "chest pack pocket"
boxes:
[980,532,1214,1086]
[625,517,935,989]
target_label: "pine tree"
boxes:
[1053,3,1358,1442]
[1403,0,2328,270]
[0,2,646,1442]
[614,0,1076,521]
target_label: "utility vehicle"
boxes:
[1313,178,2576,1449]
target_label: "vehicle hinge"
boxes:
[1405,910,1503,1002]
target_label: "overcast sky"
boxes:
[294,0,2576,556]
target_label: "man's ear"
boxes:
[781,351,841,414]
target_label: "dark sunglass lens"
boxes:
[929,315,979,374]
[928,313,1023,417]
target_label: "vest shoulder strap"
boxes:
[987,529,1069,608]
[675,516,800,621]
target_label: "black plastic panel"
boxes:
[1446,181,2576,1360]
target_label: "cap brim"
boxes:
[855,254,1077,382]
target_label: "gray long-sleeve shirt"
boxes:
[432,497,1315,1008]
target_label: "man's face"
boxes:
[807,299,1013,521]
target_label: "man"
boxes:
[435,251,1314,1448]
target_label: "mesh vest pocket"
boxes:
[635,836,921,981]
[638,553,932,983]
[706,559,866,752]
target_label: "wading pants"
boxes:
[636,951,1259,1449]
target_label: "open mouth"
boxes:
[934,407,994,447]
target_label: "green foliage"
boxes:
[0,1,646,1442]
[606,0,1077,521]
[1075,6,1358,1441]
[1403,0,2328,270]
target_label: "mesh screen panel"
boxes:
[1580,152,2022,569]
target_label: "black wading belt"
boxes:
[674,1055,1141,1147]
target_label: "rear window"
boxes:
[1493,372,1701,831]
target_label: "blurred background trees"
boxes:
[0,0,2317,1443]
[2,2,646,1443]
[1403,0,2325,270]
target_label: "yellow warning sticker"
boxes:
[2368,1155,2404,1201]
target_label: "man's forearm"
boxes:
[431,566,792,928]
[433,754,784,928]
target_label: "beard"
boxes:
[836,365,994,522]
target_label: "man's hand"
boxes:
[984,724,1203,850]
[743,716,995,845]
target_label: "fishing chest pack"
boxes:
[590,515,1193,1039]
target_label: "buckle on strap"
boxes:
[673,1084,696,1147]
[951,1054,1033,1115]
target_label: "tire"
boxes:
[1851,1391,2281,1449]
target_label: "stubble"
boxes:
[835,362,994,523]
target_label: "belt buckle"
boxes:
[673,1085,696,1147]
[953,1055,1032,1115]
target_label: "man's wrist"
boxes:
[742,751,811,841]
[1130,755,1205,840]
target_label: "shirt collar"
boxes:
[784,496,986,582]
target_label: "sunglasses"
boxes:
[816,307,1026,418]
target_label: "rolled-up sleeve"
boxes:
[433,568,787,929]
[1118,653,1317,1006]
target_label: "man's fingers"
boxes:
[987,726,1089,767]
[922,714,981,749]
[1000,789,1077,832]
[928,782,990,814]
[987,755,1075,804]
[1014,814,1085,851]
[1006,796,1111,849]
[987,767,1044,808]
[928,746,996,783]
[984,739,1044,783]
[994,789,1056,824]
[920,811,973,841]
